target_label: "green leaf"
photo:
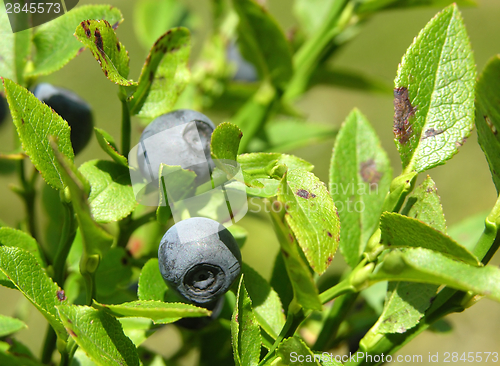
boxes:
[0,8,30,89]
[279,169,340,274]
[95,248,133,297]
[242,263,285,339]
[134,0,194,49]
[277,336,339,365]
[79,160,137,223]
[370,248,500,303]
[119,317,154,347]
[393,4,475,173]
[401,176,446,233]
[138,258,166,301]
[29,5,123,76]
[75,19,135,86]
[269,210,321,311]
[137,258,183,304]
[232,0,293,89]
[129,28,191,117]
[0,227,45,266]
[231,276,262,366]
[372,281,437,334]
[57,305,140,366]
[270,253,293,314]
[357,0,476,14]
[264,120,337,153]
[238,153,314,177]
[476,56,500,192]
[373,176,444,335]
[329,109,392,268]
[2,78,74,190]
[94,300,211,324]
[380,213,479,266]
[0,247,68,340]
[0,314,27,337]
[94,128,128,167]
[211,122,243,163]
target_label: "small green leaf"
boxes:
[394,4,475,172]
[476,56,500,192]
[380,213,480,266]
[138,258,166,301]
[57,305,140,366]
[279,169,340,274]
[238,153,314,177]
[329,109,392,268]
[228,225,248,249]
[29,5,123,76]
[242,263,285,339]
[94,128,128,167]
[0,351,43,366]
[0,247,68,340]
[270,253,294,314]
[95,248,133,297]
[211,122,243,162]
[119,317,154,347]
[269,211,321,311]
[129,28,191,117]
[0,227,45,266]
[231,276,262,366]
[75,19,135,86]
[2,78,74,190]
[94,300,211,324]
[232,0,293,89]
[0,314,27,337]
[79,160,137,223]
[137,258,183,304]
[373,281,437,334]
[264,120,337,153]
[370,248,500,303]
[401,176,446,233]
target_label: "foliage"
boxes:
[0,0,499,366]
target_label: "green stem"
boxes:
[41,326,57,364]
[313,292,359,351]
[319,278,355,304]
[121,98,131,156]
[53,202,77,287]
[259,303,306,366]
[284,0,351,101]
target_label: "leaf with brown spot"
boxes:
[329,109,392,268]
[278,168,340,275]
[394,5,475,172]
[75,19,137,86]
[129,27,191,118]
[29,5,123,76]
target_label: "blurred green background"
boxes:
[1,0,500,364]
